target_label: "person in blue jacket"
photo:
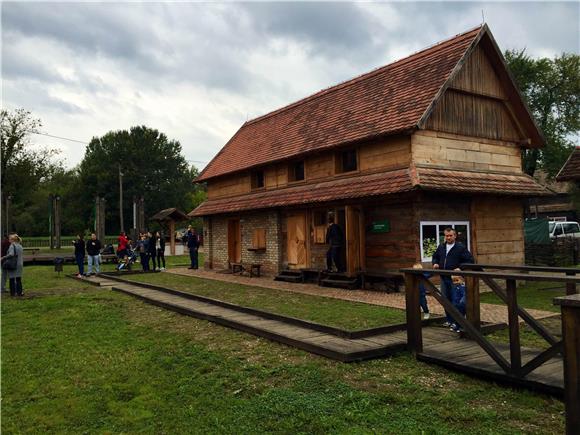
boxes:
[187,226,200,269]
[431,227,474,328]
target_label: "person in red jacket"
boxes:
[117,232,129,260]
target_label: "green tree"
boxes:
[78,126,195,233]
[1,109,62,234]
[505,50,580,177]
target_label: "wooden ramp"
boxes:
[69,272,565,397]
[72,274,450,363]
[419,338,564,396]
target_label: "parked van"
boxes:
[549,221,580,239]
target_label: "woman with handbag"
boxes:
[2,234,24,297]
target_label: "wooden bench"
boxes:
[231,262,244,274]
[231,262,262,277]
[23,247,41,256]
[360,270,404,292]
[249,263,262,278]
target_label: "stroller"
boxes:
[117,246,138,271]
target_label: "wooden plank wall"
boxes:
[412,130,522,173]
[207,174,251,199]
[208,136,412,199]
[472,197,525,265]
[450,45,506,99]
[359,136,410,171]
[426,91,522,142]
[365,201,418,270]
[306,154,334,180]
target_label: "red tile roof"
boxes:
[190,169,414,216]
[556,147,580,181]
[414,167,552,196]
[197,26,483,182]
[190,166,550,216]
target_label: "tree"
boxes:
[1,109,62,234]
[505,50,580,177]
[78,126,196,234]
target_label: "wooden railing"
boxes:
[401,267,579,374]
[401,266,580,433]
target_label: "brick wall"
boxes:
[203,211,282,275]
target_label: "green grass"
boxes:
[1,265,565,434]
[124,272,406,331]
[480,281,566,313]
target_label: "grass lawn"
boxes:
[479,281,566,313]
[124,272,406,331]
[2,265,565,434]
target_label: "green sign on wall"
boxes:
[370,219,390,233]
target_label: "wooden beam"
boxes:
[506,279,522,373]
[404,273,423,355]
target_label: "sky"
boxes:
[2,1,579,171]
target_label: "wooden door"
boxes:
[346,206,364,276]
[228,219,241,263]
[287,213,307,268]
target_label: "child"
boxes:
[450,275,467,332]
[412,263,430,320]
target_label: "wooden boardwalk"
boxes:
[71,273,565,396]
[78,274,455,362]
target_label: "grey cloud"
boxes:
[3,78,86,114]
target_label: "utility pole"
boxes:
[118,164,124,233]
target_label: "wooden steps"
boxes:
[274,270,303,283]
[320,273,359,290]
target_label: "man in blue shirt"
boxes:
[432,227,474,328]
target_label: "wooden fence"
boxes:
[526,239,580,267]
[21,237,118,248]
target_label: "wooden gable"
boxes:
[420,27,544,148]
[425,45,524,143]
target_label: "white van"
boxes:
[549,221,580,239]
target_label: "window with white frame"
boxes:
[420,221,470,262]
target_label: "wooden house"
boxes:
[190,25,550,276]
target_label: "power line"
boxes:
[29,130,210,164]
[29,131,89,144]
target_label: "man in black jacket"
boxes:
[86,233,102,275]
[325,215,344,272]
[187,226,200,269]
[432,227,474,328]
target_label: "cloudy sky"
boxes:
[2,1,579,170]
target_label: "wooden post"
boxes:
[465,276,481,331]
[404,272,423,355]
[554,294,580,435]
[506,279,521,373]
[566,271,577,296]
[169,220,176,255]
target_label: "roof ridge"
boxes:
[245,25,483,127]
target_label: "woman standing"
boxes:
[147,231,157,272]
[73,234,86,277]
[155,231,166,271]
[5,234,24,297]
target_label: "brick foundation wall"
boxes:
[203,211,282,275]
